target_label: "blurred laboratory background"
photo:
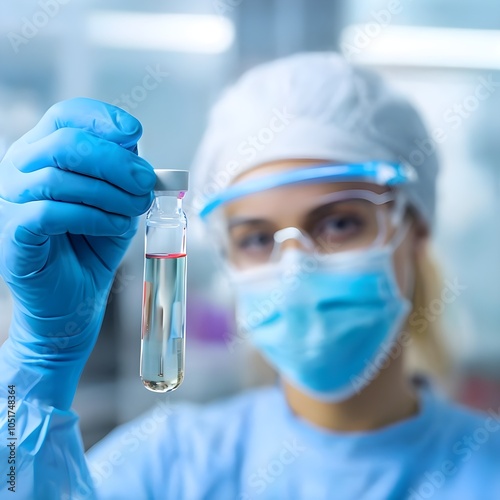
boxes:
[0,0,499,448]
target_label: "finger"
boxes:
[8,128,156,196]
[78,218,140,273]
[21,97,142,150]
[9,200,133,247]
[0,165,154,217]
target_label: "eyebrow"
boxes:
[227,217,272,231]
[302,201,346,229]
[227,202,350,232]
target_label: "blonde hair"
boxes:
[404,243,450,382]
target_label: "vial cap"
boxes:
[154,169,189,192]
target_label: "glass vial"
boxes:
[140,169,189,392]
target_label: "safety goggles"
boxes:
[199,161,416,269]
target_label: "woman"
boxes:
[0,53,498,499]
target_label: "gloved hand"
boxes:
[0,98,156,409]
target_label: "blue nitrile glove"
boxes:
[0,97,156,410]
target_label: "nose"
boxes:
[273,227,314,257]
[280,239,304,252]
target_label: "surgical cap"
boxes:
[191,52,439,228]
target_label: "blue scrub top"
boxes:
[85,385,500,499]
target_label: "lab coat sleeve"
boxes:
[0,341,97,499]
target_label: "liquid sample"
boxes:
[140,253,187,392]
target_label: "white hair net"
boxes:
[191,52,438,228]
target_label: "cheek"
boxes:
[392,238,415,298]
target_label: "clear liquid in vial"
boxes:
[140,253,187,392]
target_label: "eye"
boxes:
[237,231,275,253]
[315,214,364,242]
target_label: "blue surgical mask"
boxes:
[229,236,412,402]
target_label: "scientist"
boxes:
[0,53,499,499]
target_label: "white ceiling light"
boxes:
[341,25,500,70]
[87,11,235,54]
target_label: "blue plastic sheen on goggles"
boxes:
[199,161,416,220]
